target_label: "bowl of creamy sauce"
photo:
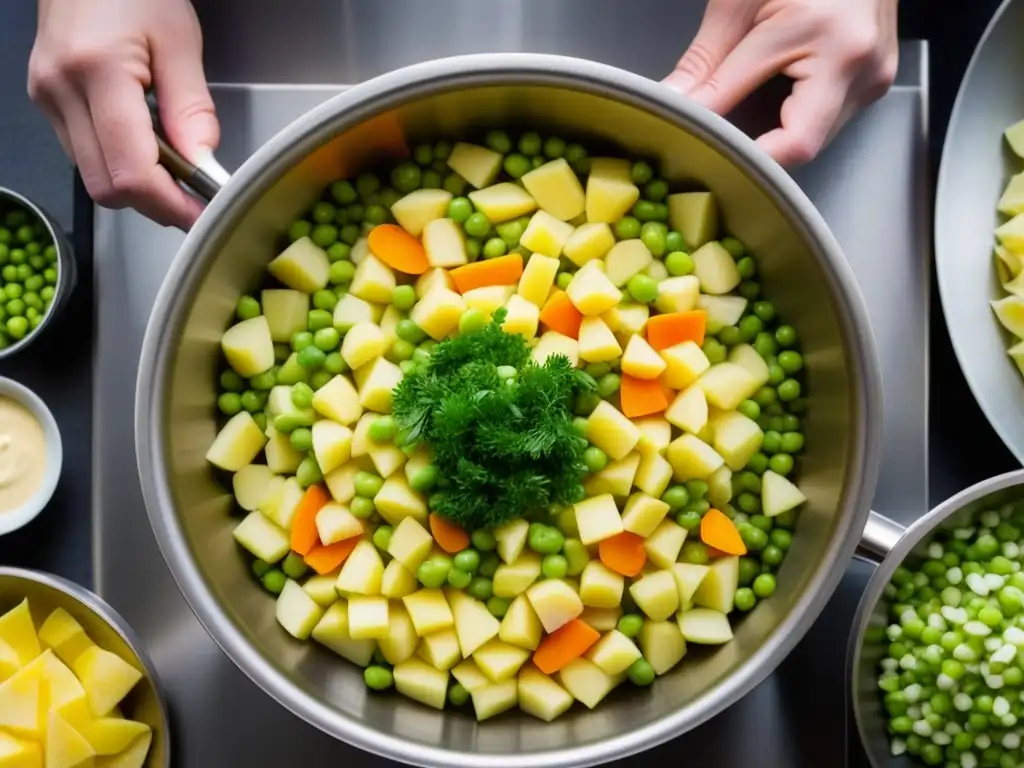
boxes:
[0,377,61,535]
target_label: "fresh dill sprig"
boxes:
[392,309,592,530]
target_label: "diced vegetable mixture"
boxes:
[206,129,810,721]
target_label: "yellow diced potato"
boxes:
[378,604,420,665]
[700,362,759,409]
[263,475,305,530]
[347,595,390,640]
[0,661,43,737]
[499,594,543,650]
[579,561,624,608]
[586,630,642,676]
[500,294,540,340]
[665,384,709,434]
[634,450,673,498]
[583,452,640,498]
[369,440,409,478]
[586,401,640,459]
[76,717,150,757]
[639,620,687,675]
[374,476,428,526]
[0,732,41,768]
[997,213,1024,253]
[350,413,378,457]
[678,607,734,644]
[522,158,585,221]
[72,647,142,717]
[402,589,454,636]
[518,665,574,722]
[393,657,449,709]
[264,425,303,474]
[324,462,360,504]
[379,304,402,348]
[388,517,434,571]
[358,357,403,414]
[411,287,466,340]
[621,335,666,379]
[520,210,575,259]
[472,640,530,682]
[415,267,455,299]
[692,241,741,294]
[46,709,95,768]
[451,660,490,693]
[644,521,687,569]
[417,627,461,671]
[728,344,770,389]
[667,191,717,250]
[492,552,542,598]
[472,678,519,721]
[667,433,725,481]
[579,606,622,632]
[302,574,341,607]
[605,240,653,286]
[34,651,83,715]
[206,411,267,472]
[671,563,711,604]
[381,560,419,599]
[268,236,330,292]
[654,275,701,314]
[494,518,530,564]
[526,580,584,633]
[311,420,353,475]
[341,321,386,370]
[275,579,325,640]
[693,556,739,614]
[463,285,514,318]
[449,591,501,657]
[586,159,640,223]
[315,502,363,545]
[645,259,669,281]
[531,331,579,367]
[350,237,371,265]
[565,263,622,316]
[336,540,385,595]
[312,602,375,666]
[634,416,671,455]
[558,657,620,709]
[573,494,624,546]
[707,464,733,509]
[614,303,650,339]
[391,189,452,237]
[232,464,277,513]
[333,293,383,332]
[630,570,680,621]
[761,470,807,518]
[0,600,40,667]
[468,182,537,222]
[517,254,561,307]
[621,493,671,537]
[578,316,622,363]
[660,341,710,390]
[563,222,615,267]
[38,608,93,668]
[710,410,764,471]
[95,732,153,768]
[261,289,309,342]
[422,217,469,269]
[350,253,396,304]
[232,511,290,563]
[447,142,503,189]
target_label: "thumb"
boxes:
[150,37,219,164]
[663,0,757,95]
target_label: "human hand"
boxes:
[664,0,898,167]
[28,0,219,229]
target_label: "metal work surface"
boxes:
[94,43,928,766]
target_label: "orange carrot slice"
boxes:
[304,538,360,575]
[429,513,470,554]
[619,374,670,418]
[598,531,647,577]
[539,289,584,339]
[532,619,600,675]
[700,508,748,556]
[367,224,430,275]
[449,254,523,294]
[290,484,331,556]
[646,310,707,351]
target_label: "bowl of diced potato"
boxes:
[0,567,168,767]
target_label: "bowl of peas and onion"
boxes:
[0,188,76,357]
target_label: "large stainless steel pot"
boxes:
[135,54,883,767]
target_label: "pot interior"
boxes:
[145,65,876,764]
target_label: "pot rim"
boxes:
[135,53,883,768]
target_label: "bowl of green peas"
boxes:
[0,188,76,355]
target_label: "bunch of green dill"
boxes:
[392,309,592,530]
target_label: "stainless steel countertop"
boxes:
[93,35,929,768]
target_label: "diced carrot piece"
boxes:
[532,619,600,675]
[429,513,470,554]
[290,485,331,556]
[304,538,360,575]
[449,254,524,294]
[367,224,430,275]
[539,289,584,339]
[619,374,670,418]
[598,531,647,577]
[646,310,707,350]
[700,508,748,556]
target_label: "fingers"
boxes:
[663,0,756,95]
[84,68,205,228]
[754,74,852,167]
[150,31,219,164]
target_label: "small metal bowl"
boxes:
[0,567,170,766]
[0,188,77,359]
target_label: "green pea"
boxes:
[495,219,525,247]
[466,238,482,261]
[627,658,655,686]
[614,614,642,639]
[236,296,261,320]
[702,338,727,364]
[217,392,243,416]
[734,255,756,279]
[320,353,346,377]
[597,373,621,398]
[288,220,313,242]
[644,179,669,203]
[632,200,658,222]
[661,486,691,511]
[631,161,654,185]
[312,327,339,352]
[389,285,416,312]
[467,576,493,601]
[775,325,797,347]
[615,216,641,240]
[279,552,308,580]
[251,559,272,580]
[573,391,601,416]
[673,510,699,531]
[419,169,441,189]
[583,446,608,473]
[483,237,507,259]
[308,223,337,249]
[528,524,565,555]
[417,558,452,589]
[458,308,487,335]
[220,370,245,392]
[516,132,542,156]
[40,285,54,301]
[18,263,34,281]
[541,554,569,579]
[627,274,658,303]
[367,416,396,443]
[753,386,778,408]
[441,173,467,196]
[664,251,693,276]
[447,568,472,589]
[471,530,496,552]
[780,432,804,454]
[409,465,439,492]
[539,137,565,158]
[337,224,359,246]
[486,130,513,154]
[464,212,491,239]
[448,683,470,706]
[261,569,287,595]
[487,596,510,618]
[752,573,776,598]
[6,316,27,339]
[297,345,326,368]
[291,331,314,353]
[293,456,321,489]
[350,497,375,519]
[9,249,25,266]
[734,587,757,611]
[1,265,16,282]
[391,162,422,193]
[564,143,588,173]
[452,548,480,574]
[287,427,311,453]
[503,153,531,179]
[681,541,710,565]
[768,453,794,476]
[571,417,589,439]
[290,383,315,410]
[448,197,473,224]
[6,300,25,320]
[354,471,384,498]
[330,180,358,205]
[395,318,426,344]
[662,230,683,252]
[324,243,350,265]
[777,379,801,402]
[364,665,394,691]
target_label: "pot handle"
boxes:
[146,94,230,202]
[855,510,907,565]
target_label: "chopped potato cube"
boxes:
[450,591,501,657]
[727,344,770,389]
[358,357,403,414]
[311,602,375,666]
[381,559,419,599]
[38,608,93,668]
[644,521,687,569]
[639,620,686,675]
[341,321,386,370]
[573,494,624,546]
[346,596,390,640]
[500,294,541,340]
[268,236,330,293]
[410,287,466,340]
[422,217,469,269]
[417,627,462,671]
[315,502,363,545]
[447,142,503,189]
[580,561,624,608]
[531,331,579,367]
[635,416,672,455]
[578,316,622,363]
[621,493,671,537]
[565,263,622,316]
[761,470,807,518]
[350,253,396,305]
[605,240,653,287]
[452,660,491,693]
[261,289,309,343]
[473,640,530,682]
[520,211,575,259]
[311,420,353,474]
[667,433,725,481]
[667,191,717,250]
[678,608,734,644]
[232,511,290,563]
[621,335,666,379]
[333,293,383,332]
[469,182,538,222]
[586,159,640,223]
[654,275,701,314]
[584,452,641,498]
[388,517,434,572]
[660,341,711,390]
[665,384,709,434]
[558,657,620,709]
[493,552,542,598]
[692,241,741,294]
[522,158,585,221]
[699,362,759,410]
[232,464,277,513]
[671,563,711,604]
[710,409,764,471]
[518,254,561,307]
[221,315,275,378]
[336,540,384,596]
[463,285,514,318]
[275,579,325,640]
[693,556,740,614]
[402,589,454,636]
[324,462,360,505]
[586,401,640,459]
[378,604,420,665]
[73,646,142,717]
[206,412,267,472]
[707,464,733,509]
[394,658,450,709]
[494,518,530,565]
[472,678,519,721]
[563,222,616,267]
[634,450,673,498]
[391,189,452,237]
[630,570,680,621]
[586,630,642,676]
[374,476,428,526]
[499,594,544,650]
[518,665,574,722]
[526,580,584,633]
[415,267,455,298]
